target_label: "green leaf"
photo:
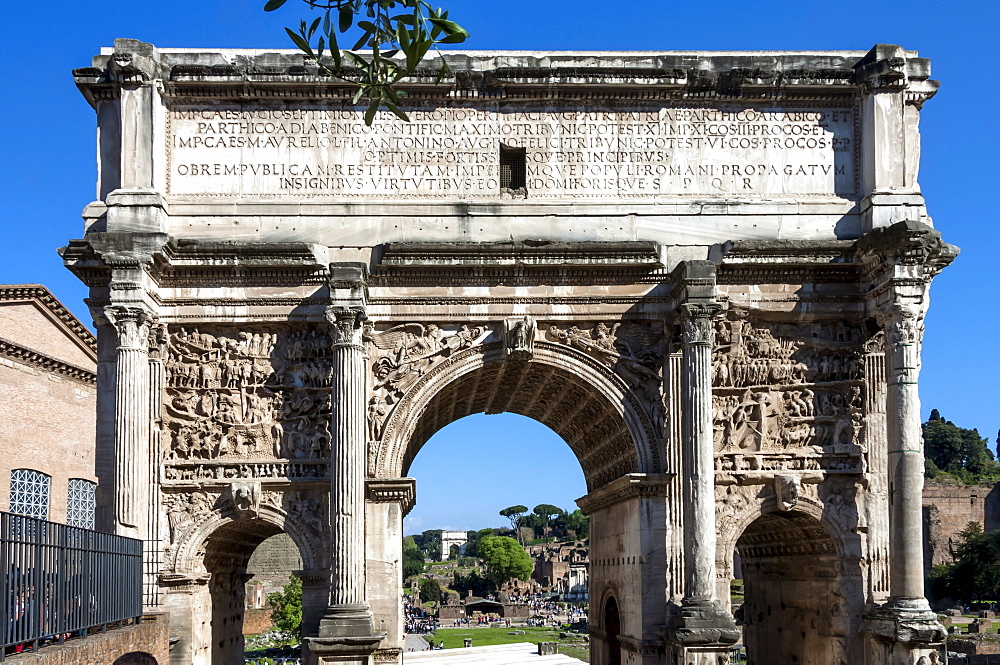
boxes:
[285,27,315,57]
[437,32,466,44]
[428,18,467,37]
[357,20,377,33]
[385,101,410,122]
[263,0,288,11]
[352,86,366,105]
[339,6,354,32]
[308,16,322,39]
[364,100,379,126]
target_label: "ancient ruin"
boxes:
[65,39,954,665]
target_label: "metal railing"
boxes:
[1,512,142,660]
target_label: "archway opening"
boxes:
[202,519,303,665]
[604,596,621,665]
[735,511,846,665]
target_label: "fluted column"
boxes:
[318,305,381,642]
[104,305,153,538]
[679,303,721,603]
[880,303,929,609]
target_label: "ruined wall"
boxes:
[922,482,1000,570]
[4,614,169,665]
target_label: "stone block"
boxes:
[538,642,558,656]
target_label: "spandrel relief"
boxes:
[162,325,333,483]
[365,322,492,438]
[546,321,665,431]
[712,317,866,473]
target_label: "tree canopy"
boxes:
[930,522,1000,603]
[924,411,998,484]
[499,505,529,539]
[476,536,533,588]
[267,575,303,637]
[402,535,425,579]
[419,577,442,603]
[264,0,469,123]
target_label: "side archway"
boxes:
[375,341,663,490]
[722,499,855,665]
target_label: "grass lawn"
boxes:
[428,626,590,662]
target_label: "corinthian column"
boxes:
[318,305,381,643]
[104,305,153,538]
[668,261,738,651]
[679,302,721,605]
[879,304,929,610]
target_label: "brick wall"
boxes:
[4,614,169,665]
[923,482,1000,571]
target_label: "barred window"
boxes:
[499,145,526,191]
[9,469,50,520]
[67,478,96,529]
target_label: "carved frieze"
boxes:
[712,317,865,464]
[162,326,332,474]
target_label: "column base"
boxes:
[666,599,740,647]
[304,604,386,665]
[861,602,945,665]
[668,644,737,665]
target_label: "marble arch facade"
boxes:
[65,39,955,665]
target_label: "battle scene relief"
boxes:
[161,326,333,483]
[712,315,866,476]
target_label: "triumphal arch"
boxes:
[65,39,955,665]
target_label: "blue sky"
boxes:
[1,0,996,532]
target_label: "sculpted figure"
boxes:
[506,315,536,361]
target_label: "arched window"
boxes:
[9,469,50,520]
[67,478,97,529]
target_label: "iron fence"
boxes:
[1,511,142,660]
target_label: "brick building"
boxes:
[922,481,1000,571]
[0,284,98,526]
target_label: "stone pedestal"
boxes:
[861,605,946,665]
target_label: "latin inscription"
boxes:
[166,106,855,198]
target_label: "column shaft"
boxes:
[681,307,717,602]
[330,337,367,607]
[884,308,926,604]
[107,307,152,536]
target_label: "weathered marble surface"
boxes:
[65,40,952,665]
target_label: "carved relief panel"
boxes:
[712,316,865,475]
[161,325,332,484]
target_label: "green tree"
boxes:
[923,412,996,481]
[476,536,533,588]
[267,576,303,637]
[930,522,1000,603]
[413,530,442,559]
[499,505,529,542]
[464,528,495,558]
[264,0,469,123]
[562,509,590,540]
[419,577,442,603]
[403,536,425,579]
[533,504,563,540]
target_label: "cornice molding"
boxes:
[0,336,97,385]
[0,284,97,357]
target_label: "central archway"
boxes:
[367,338,669,665]
[376,341,663,488]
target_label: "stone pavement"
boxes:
[405,634,431,651]
[403,643,584,665]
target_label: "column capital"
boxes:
[102,305,155,350]
[875,304,922,349]
[326,306,367,349]
[678,303,722,347]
